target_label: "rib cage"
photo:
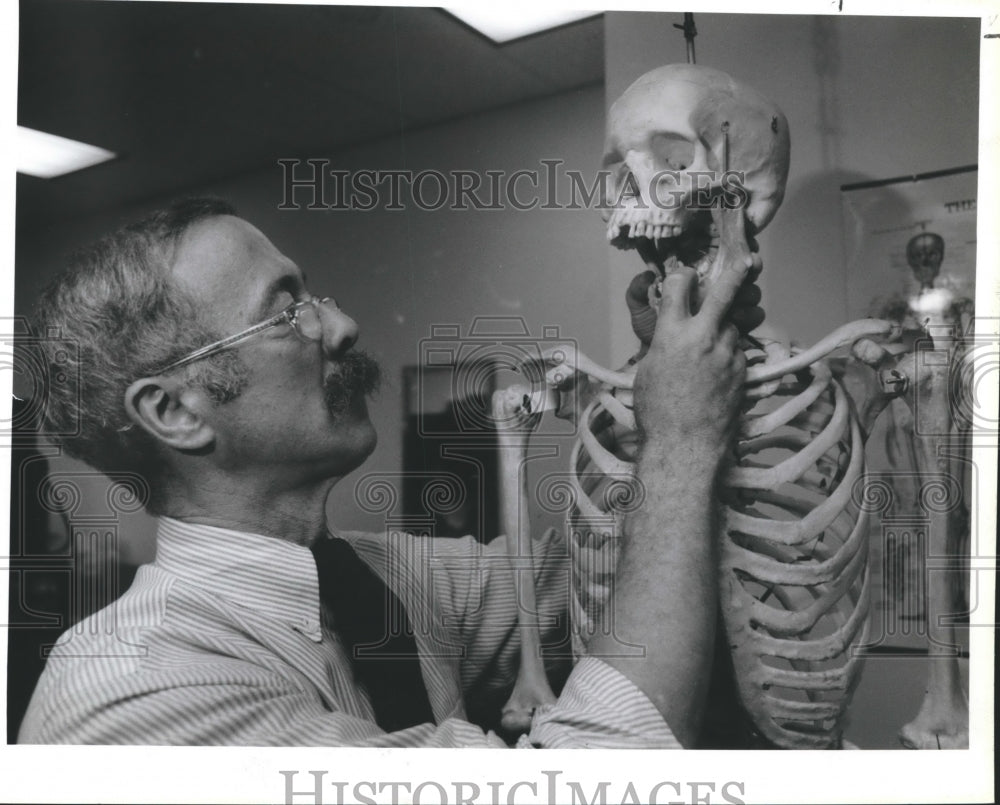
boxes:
[566,355,871,749]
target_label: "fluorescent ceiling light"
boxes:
[445,8,599,44]
[17,126,116,179]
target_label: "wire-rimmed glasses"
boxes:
[156,295,338,374]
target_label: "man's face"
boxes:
[169,215,379,485]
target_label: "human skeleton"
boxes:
[490,63,969,749]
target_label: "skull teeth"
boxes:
[605,211,716,265]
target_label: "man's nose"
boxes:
[319,304,359,356]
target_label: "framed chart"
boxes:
[841,165,977,324]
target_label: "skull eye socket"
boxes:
[651,132,695,171]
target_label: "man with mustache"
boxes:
[18,198,749,748]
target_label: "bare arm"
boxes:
[589,267,746,747]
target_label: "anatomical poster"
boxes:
[841,165,977,325]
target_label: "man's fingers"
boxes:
[719,322,740,351]
[657,267,697,325]
[698,207,752,328]
[698,263,749,329]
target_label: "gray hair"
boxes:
[32,197,250,493]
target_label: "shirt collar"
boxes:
[154,516,323,641]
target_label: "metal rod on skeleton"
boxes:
[673,13,697,65]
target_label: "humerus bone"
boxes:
[849,314,971,749]
[490,386,558,735]
[893,332,971,750]
[897,479,969,751]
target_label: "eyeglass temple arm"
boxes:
[155,310,290,374]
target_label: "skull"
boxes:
[905,232,944,290]
[601,64,790,289]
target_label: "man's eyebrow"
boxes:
[254,272,304,320]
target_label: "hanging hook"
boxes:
[672,13,697,64]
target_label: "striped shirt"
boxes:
[18,518,678,747]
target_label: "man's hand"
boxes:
[633,266,747,472]
[627,259,765,347]
[591,264,747,747]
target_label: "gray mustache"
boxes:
[323,350,382,417]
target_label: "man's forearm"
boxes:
[588,442,720,748]
[579,266,744,747]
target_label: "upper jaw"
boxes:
[608,208,721,282]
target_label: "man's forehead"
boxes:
[170,214,298,297]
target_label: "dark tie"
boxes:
[310,535,434,732]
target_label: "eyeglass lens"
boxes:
[292,297,335,340]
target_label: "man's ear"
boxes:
[123,377,216,451]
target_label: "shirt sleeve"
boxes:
[421,528,573,704]
[20,532,679,748]
[20,658,677,748]
[392,530,680,749]
[521,657,681,748]
[320,655,681,748]
[359,656,681,748]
